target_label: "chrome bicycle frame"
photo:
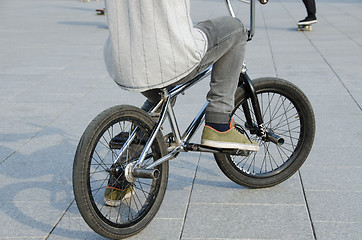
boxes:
[115,0,279,177]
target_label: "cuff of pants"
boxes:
[205,111,231,124]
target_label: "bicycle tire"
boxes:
[73,105,168,239]
[214,77,315,188]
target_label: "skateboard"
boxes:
[96,9,106,15]
[298,23,312,31]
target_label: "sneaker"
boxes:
[104,162,135,207]
[298,16,317,25]
[201,120,259,152]
[104,185,135,207]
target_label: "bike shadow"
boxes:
[58,20,108,29]
[167,152,248,191]
[0,124,104,239]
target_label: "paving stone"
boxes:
[1,0,362,239]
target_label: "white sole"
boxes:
[202,140,260,152]
[104,198,121,207]
[298,20,317,25]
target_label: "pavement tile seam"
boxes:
[0,104,72,164]
[189,202,305,207]
[0,73,110,165]
[315,220,362,224]
[182,239,281,240]
[274,0,362,112]
[306,190,362,193]
[154,217,183,220]
[0,238,45,240]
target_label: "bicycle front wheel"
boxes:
[73,105,168,239]
[215,77,315,188]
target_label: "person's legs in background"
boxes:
[299,0,317,24]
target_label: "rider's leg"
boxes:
[141,16,258,151]
[196,17,259,151]
[141,16,245,119]
[141,89,160,112]
[195,17,246,126]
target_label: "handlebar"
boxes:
[224,0,269,41]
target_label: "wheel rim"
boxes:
[87,118,162,227]
[232,89,304,178]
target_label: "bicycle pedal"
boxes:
[109,132,147,149]
[109,132,129,149]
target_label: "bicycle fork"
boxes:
[239,71,284,145]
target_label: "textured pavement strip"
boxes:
[0,0,361,239]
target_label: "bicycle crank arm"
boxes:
[185,143,251,156]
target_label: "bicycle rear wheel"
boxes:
[73,105,168,239]
[215,77,315,188]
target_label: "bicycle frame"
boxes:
[116,0,279,176]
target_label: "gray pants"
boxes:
[142,16,248,124]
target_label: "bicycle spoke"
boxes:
[81,116,165,228]
[229,88,305,176]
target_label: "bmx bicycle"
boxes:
[73,0,315,239]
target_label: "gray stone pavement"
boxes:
[0,0,361,239]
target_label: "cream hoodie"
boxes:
[104,0,208,92]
